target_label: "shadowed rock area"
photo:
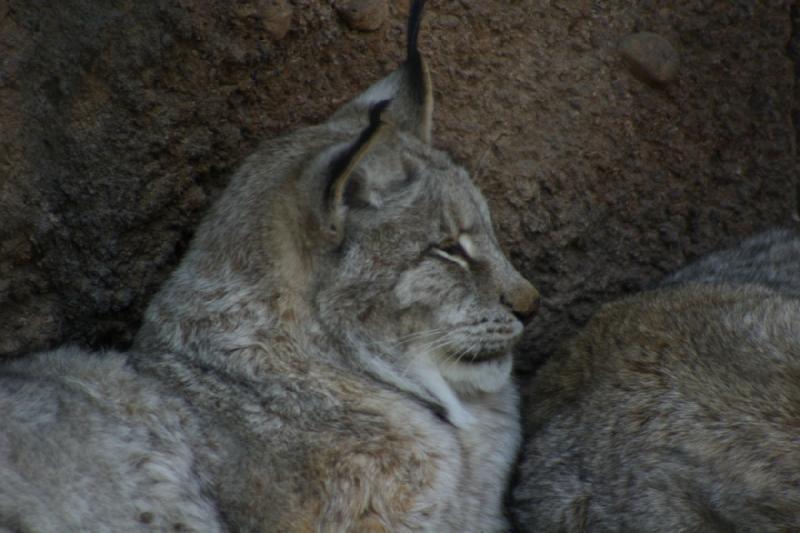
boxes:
[0,1,797,375]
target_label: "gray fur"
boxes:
[661,226,800,297]
[1,5,538,531]
[0,348,222,532]
[513,228,800,532]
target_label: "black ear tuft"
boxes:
[405,0,427,107]
[327,0,432,143]
[406,0,426,65]
[324,99,391,212]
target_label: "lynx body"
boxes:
[513,228,800,532]
[0,2,538,531]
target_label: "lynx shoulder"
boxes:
[0,2,538,531]
[512,226,800,532]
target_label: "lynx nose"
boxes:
[501,280,540,325]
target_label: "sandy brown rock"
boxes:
[336,0,388,32]
[239,0,293,40]
[620,31,680,84]
[0,1,797,375]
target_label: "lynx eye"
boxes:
[432,237,471,270]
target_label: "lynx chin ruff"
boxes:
[512,227,800,532]
[0,2,538,531]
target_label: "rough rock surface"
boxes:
[0,1,797,376]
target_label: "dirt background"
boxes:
[1,1,798,378]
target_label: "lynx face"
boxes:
[314,132,538,396]
[287,11,539,403]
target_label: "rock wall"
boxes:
[1,1,797,372]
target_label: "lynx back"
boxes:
[512,227,800,532]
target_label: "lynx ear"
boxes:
[322,100,390,244]
[333,0,432,143]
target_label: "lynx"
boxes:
[0,2,539,531]
[512,227,800,532]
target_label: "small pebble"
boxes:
[620,32,680,85]
[260,0,293,40]
[337,0,388,32]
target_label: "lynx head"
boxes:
[306,1,538,397]
[137,1,537,418]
